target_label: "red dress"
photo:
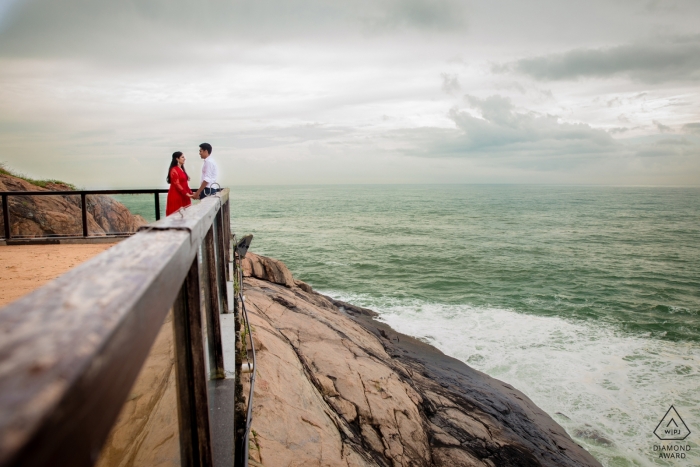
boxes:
[166,166,192,216]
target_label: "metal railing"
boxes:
[232,235,256,467]
[0,189,250,467]
[0,189,196,240]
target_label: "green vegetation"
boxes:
[249,429,262,459]
[233,268,241,296]
[0,163,77,190]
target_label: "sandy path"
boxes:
[0,244,114,307]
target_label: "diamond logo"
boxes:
[654,406,691,441]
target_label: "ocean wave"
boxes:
[324,290,700,467]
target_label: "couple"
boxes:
[165,142,220,216]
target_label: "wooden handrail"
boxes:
[0,190,233,467]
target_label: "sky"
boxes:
[0,0,699,187]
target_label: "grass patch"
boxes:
[0,162,77,190]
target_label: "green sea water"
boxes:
[131,185,700,465]
[228,185,699,341]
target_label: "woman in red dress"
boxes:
[166,151,193,216]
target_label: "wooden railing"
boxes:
[0,189,243,467]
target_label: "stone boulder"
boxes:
[0,173,147,237]
[241,252,296,288]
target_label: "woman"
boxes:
[166,151,193,216]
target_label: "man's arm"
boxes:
[192,180,207,199]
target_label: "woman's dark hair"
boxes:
[166,151,190,183]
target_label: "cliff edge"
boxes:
[241,252,602,467]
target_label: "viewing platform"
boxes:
[0,187,256,467]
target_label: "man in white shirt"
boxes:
[193,142,220,199]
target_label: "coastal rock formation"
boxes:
[0,173,146,237]
[242,252,296,288]
[241,253,602,467]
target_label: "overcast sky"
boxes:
[0,0,699,187]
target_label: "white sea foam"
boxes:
[326,291,700,467]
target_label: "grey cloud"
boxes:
[653,120,672,132]
[373,0,468,31]
[440,73,460,94]
[389,107,699,175]
[394,94,618,164]
[635,137,697,158]
[496,36,700,83]
[682,123,700,134]
[451,95,614,153]
[0,0,468,61]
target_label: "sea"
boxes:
[126,185,700,466]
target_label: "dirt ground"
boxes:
[0,243,115,306]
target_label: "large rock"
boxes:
[241,254,602,467]
[0,173,146,237]
[241,252,296,288]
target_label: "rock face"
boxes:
[241,253,602,467]
[0,173,146,237]
[242,252,297,288]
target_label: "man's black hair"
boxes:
[199,142,213,155]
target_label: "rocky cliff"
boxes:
[241,252,602,467]
[0,173,146,237]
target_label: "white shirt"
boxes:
[201,157,218,187]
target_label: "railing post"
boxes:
[172,255,214,467]
[80,192,88,237]
[2,194,10,239]
[222,200,231,281]
[204,225,225,379]
[154,192,161,221]
[214,210,229,313]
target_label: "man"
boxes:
[193,142,220,199]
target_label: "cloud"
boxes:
[215,123,353,149]
[369,0,468,31]
[682,122,700,134]
[1,1,699,185]
[453,95,614,153]
[635,137,697,158]
[608,127,630,135]
[0,0,469,62]
[440,73,460,94]
[653,120,672,132]
[392,95,619,168]
[496,35,700,83]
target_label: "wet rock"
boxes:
[240,254,603,467]
[573,427,614,447]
